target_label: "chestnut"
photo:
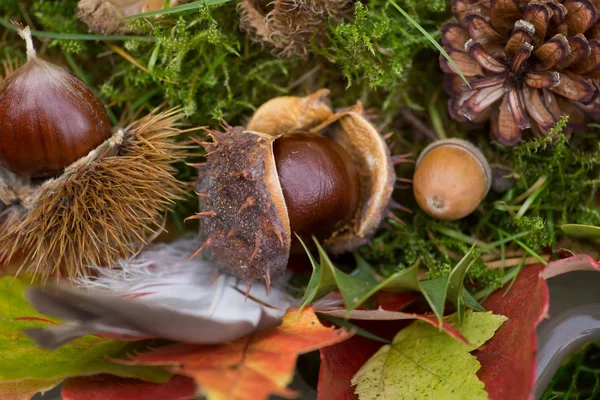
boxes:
[0,24,111,178]
[190,91,397,286]
[0,24,187,280]
[412,138,492,221]
[273,132,361,242]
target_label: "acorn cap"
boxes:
[415,138,492,194]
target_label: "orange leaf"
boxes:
[117,307,351,400]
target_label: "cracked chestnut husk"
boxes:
[0,24,187,280]
[190,90,402,286]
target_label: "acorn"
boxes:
[413,138,491,221]
[0,24,111,178]
[0,24,187,280]
[191,92,401,287]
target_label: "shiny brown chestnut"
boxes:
[273,132,361,241]
[0,24,111,178]
[191,91,397,285]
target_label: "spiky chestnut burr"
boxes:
[0,25,188,280]
[239,0,353,57]
[191,91,405,287]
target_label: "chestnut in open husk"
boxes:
[0,24,187,280]
[190,90,400,287]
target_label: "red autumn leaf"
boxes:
[474,263,548,400]
[61,375,196,400]
[318,334,382,400]
[476,255,600,400]
[117,307,351,400]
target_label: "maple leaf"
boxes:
[352,310,506,400]
[117,307,351,400]
[0,276,171,385]
[0,378,62,400]
[62,375,196,400]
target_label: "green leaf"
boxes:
[447,245,477,324]
[388,0,470,87]
[418,277,448,322]
[315,240,378,313]
[379,260,421,292]
[560,224,600,239]
[352,310,507,400]
[0,277,170,384]
[297,236,336,313]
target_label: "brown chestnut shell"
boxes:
[193,91,395,283]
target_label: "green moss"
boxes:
[0,0,597,295]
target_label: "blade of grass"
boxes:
[388,0,470,87]
[122,0,231,20]
[0,16,152,42]
[486,222,548,265]
[515,179,549,218]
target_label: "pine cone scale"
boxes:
[442,0,600,144]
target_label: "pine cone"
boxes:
[441,0,600,145]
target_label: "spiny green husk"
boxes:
[0,109,189,281]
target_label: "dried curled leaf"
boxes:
[116,307,351,400]
[77,0,188,35]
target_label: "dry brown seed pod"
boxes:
[247,88,333,135]
[239,0,353,57]
[77,0,189,35]
[413,138,491,221]
[191,91,397,286]
[0,109,188,281]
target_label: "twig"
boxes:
[399,109,438,142]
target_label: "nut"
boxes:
[191,91,397,285]
[413,138,491,221]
